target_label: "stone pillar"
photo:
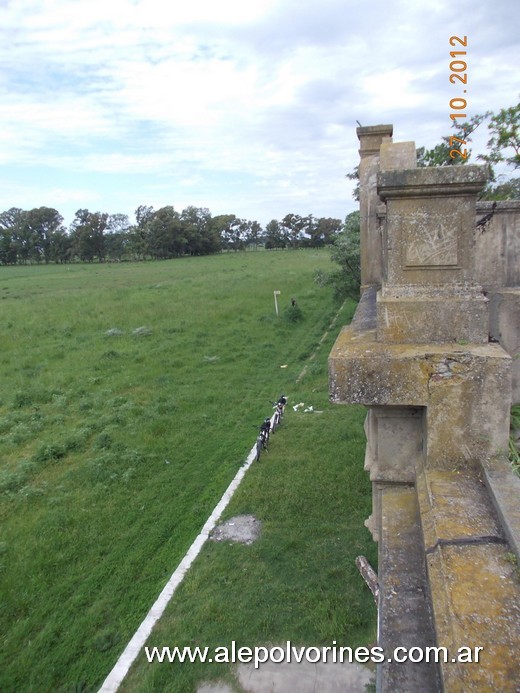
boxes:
[376,165,490,344]
[357,125,393,289]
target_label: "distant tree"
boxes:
[0,208,24,264]
[309,217,342,247]
[245,220,262,249]
[181,206,220,255]
[212,214,240,251]
[280,213,307,248]
[135,205,155,228]
[129,205,155,260]
[7,208,34,264]
[108,213,130,235]
[264,219,286,249]
[24,207,65,263]
[0,227,17,265]
[147,206,184,258]
[70,209,109,262]
[51,228,72,263]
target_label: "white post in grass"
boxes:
[274,290,281,316]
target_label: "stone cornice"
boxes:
[378,165,489,199]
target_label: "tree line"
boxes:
[0,205,342,265]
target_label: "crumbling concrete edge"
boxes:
[481,455,520,562]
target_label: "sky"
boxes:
[0,0,518,229]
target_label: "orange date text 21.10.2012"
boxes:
[449,35,468,161]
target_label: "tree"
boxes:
[245,220,262,249]
[0,208,24,264]
[104,214,130,261]
[147,206,184,258]
[181,206,220,255]
[70,209,109,262]
[478,102,520,171]
[310,217,342,247]
[346,166,360,201]
[129,205,155,260]
[135,205,155,229]
[8,208,34,264]
[264,219,285,249]
[315,211,361,300]
[50,228,72,263]
[24,207,65,263]
[212,214,240,251]
[477,102,519,199]
[280,213,308,248]
[479,177,520,201]
[416,112,489,168]
[0,226,17,265]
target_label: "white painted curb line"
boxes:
[98,413,278,692]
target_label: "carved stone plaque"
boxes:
[401,212,459,268]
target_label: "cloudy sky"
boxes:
[0,0,518,228]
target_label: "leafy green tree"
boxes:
[310,217,342,247]
[212,214,240,251]
[70,209,109,262]
[181,206,220,255]
[245,220,262,249]
[129,205,155,260]
[8,208,34,264]
[315,212,360,300]
[477,102,519,199]
[24,207,65,263]
[0,208,24,264]
[50,228,72,263]
[264,219,286,249]
[104,214,130,261]
[0,227,17,265]
[147,206,185,258]
[346,166,360,201]
[416,112,489,167]
[280,213,308,248]
[478,102,519,171]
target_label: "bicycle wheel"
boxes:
[255,435,262,461]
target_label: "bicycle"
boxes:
[254,418,271,461]
[271,395,287,432]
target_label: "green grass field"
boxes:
[0,250,376,692]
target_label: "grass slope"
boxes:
[0,251,375,692]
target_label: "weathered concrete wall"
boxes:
[475,200,520,289]
[474,200,520,401]
[329,130,520,692]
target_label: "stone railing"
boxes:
[329,127,520,691]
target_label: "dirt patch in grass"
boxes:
[210,515,262,545]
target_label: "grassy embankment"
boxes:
[0,250,376,691]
